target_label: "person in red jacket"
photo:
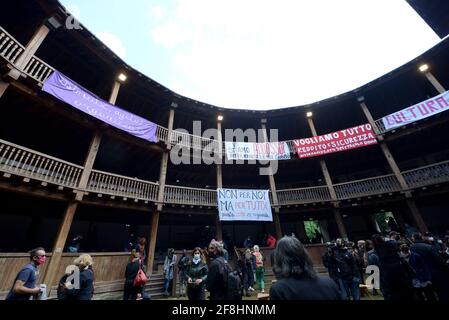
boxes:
[267,234,277,248]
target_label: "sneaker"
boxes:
[249,287,255,292]
[261,289,265,293]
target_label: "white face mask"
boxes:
[194,254,201,260]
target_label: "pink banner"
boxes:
[293,124,377,159]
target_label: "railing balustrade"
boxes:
[334,174,401,200]
[0,139,83,187]
[87,170,159,201]
[0,27,25,66]
[22,55,54,83]
[1,138,449,206]
[277,186,331,205]
[403,160,449,189]
[164,185,216,206]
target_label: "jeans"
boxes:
[163,278,172,294]
[338,277,361,300]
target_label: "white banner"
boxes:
[217,188,273,222]
[225,141,290,160]
[382,90,449,131]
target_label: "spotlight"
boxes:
[419,64,429,73]
[306,111,313,118]
[117,73,127,82]
[217,115,224,122]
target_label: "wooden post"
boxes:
[423,70,446,94]
[260,119,282,240]
[146,210,160,274]
[405,198,429,234]
[215,119,223,241]
[0,80,9,98]
[41,201,78,295]
[147,106,176,273]
[333,208,348,240]
[8,24,50,80]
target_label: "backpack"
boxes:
[219,258,243,300]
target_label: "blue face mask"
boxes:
[193,254,201,264]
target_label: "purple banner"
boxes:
[42,71,157,143]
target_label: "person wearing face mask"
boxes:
[6,247,46,300]
[186,248,208,300]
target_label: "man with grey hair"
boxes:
[206,240,227,300]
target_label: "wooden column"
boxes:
[359,98,428,232]
[146,209,160,273]
[215,119,223,241]
[260,119,282,240]
[306,115,346,238]
[8,24,50,80]
[333,208,348,240]
[42,201,78,294]
[0,80,9,98]
[405,198,429,234]
[147,107,175,273]
[423,70,446,94]
[75,81,121,198]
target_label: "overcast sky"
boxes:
[60,0,440,110]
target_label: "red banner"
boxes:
[293,123,377,159]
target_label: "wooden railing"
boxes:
[164,185,216,206]
[277,186,331,205]
[0,26,25,66]
[334,174,401,200]
[0,139,83,188]
[87,170,159,201]
[403,160,449,189]
[1,138,449,206]
[22,55,54,83]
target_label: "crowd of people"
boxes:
[5,230,449,301]
[322,231,449,300]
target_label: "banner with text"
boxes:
[217,188,273,221]
[381,90,449,131]
[43,71,158,143]
[225,142,290,160]
[293,123,377,159]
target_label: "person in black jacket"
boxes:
[64,254,94,300]
[206,240,227,300]
[269,236,340,300]
[123,250,142,300]
[372,234,415,300]
[411,233,449,300]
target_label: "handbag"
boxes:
[133,261,148,287]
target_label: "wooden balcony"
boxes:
[2,138,449,208]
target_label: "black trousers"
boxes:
[187,286,205,301]
[123,282,141,300]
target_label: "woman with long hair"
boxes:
[269,236,340,300]
[186,247,208,300]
